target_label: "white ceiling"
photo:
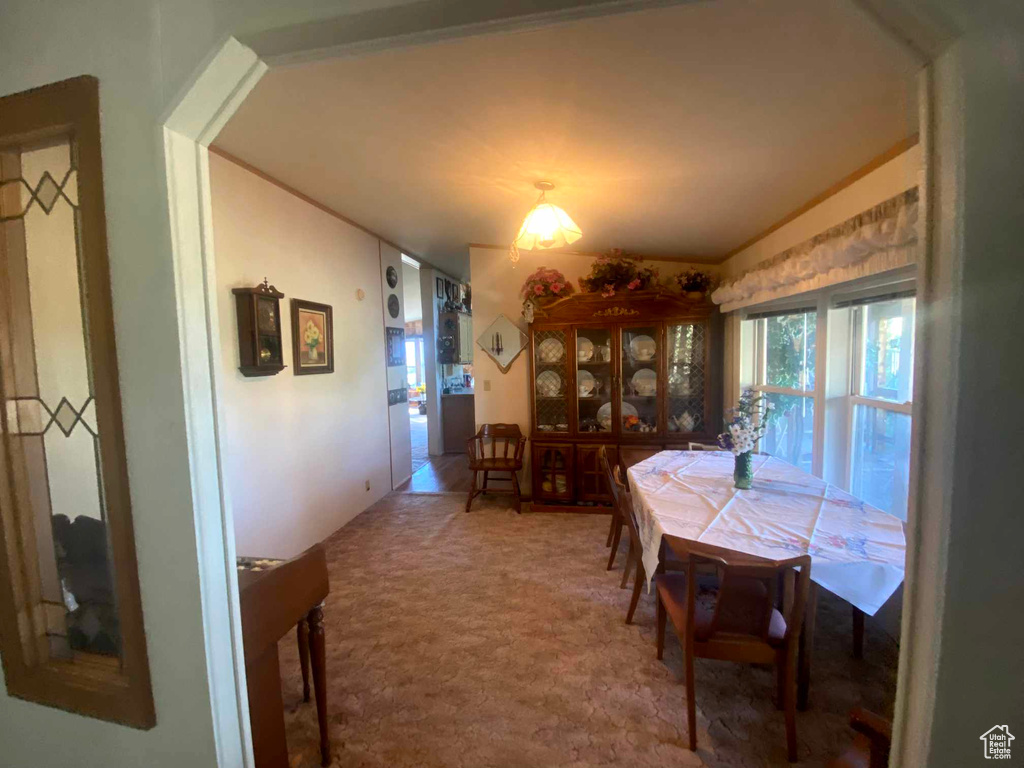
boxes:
[214,0,919,279]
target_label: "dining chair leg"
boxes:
[465,471,476,513]
[784,650,799,762]
[852,606,864,659]
[775,655,785,711]
[656,593,666,660]
[798,583,819,711]
[619,540,634,589]
[625,562,644,625]
[482,470,490,492]
[605,507,618,548]
[607,520,623,571]
[297,618,311,702]
[511,471,522,513]
[685,644,697,752]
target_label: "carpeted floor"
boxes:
[278,494,898,768]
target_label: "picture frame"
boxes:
[386,327,406,367]
[436,277,444,299]
[291,299,334,375]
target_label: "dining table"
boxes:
[627,450,906,709]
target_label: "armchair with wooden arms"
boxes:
[465,423,526,513]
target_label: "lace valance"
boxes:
[712,188,919,312]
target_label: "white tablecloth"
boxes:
[627,451,906,615]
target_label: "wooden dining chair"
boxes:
[465,423,526,513]
[614,471,652,624]
[655,541,812,762]
[599,446,627,570]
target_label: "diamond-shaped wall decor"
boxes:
[476,314,528,374]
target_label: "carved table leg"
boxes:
[297,618,311,702]
[308,604,330,767]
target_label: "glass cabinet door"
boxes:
[620,324,661,435]
[574,326,614,435]
[666,321,707,436]
[533,328,571,435]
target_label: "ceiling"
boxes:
[214,0,920,279]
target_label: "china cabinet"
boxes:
[528,290,722,508]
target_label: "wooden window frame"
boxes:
[0,76,154,728]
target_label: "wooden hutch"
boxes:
[528,290,723,510]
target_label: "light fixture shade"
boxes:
[514,201,583,251]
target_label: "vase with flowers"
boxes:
[717,388,776,489]
[578,249,660,297]
[520,266,574,320]
[676,267,715,300]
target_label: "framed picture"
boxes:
[385,327,405,367]
[436,277,443,299]
[291,299,334,375]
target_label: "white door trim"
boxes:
[163,37,267,768]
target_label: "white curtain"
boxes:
[713,189,918,313]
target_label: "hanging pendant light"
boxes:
[509,181,582,264]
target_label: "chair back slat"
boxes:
[677,540,811,645]
[598,446,621,508]
[470,423,525,466]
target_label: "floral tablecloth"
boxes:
[627,451,906,615]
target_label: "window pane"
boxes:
[858,298,915,402]
[765,312,816,391]
[851,405,912,519]
[762,393,814,473]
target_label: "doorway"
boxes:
[402,257,430,473]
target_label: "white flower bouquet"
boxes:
[717,388,775,456]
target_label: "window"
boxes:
[749,310,817,474]
[849,297,915,518]
[739,288,915,520]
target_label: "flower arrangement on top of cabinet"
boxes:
[676,267,716,299]
[578,249,660,297]
[520,266,575,318]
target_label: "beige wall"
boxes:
[470,245,718,480]
[211,153,392,558]
[721,144,923,278]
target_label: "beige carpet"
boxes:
[277,493,898,768]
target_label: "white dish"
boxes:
[537,337,565,363]
[576,336,594,362]
[577,369,596,397]
[630,335,656,361]
[536,370,562,397]
[597,401,637,431]
[631,367,657,396]
[668,367,691,395]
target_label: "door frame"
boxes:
[162,8,973,766]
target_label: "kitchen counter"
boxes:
[442,392,475,452]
